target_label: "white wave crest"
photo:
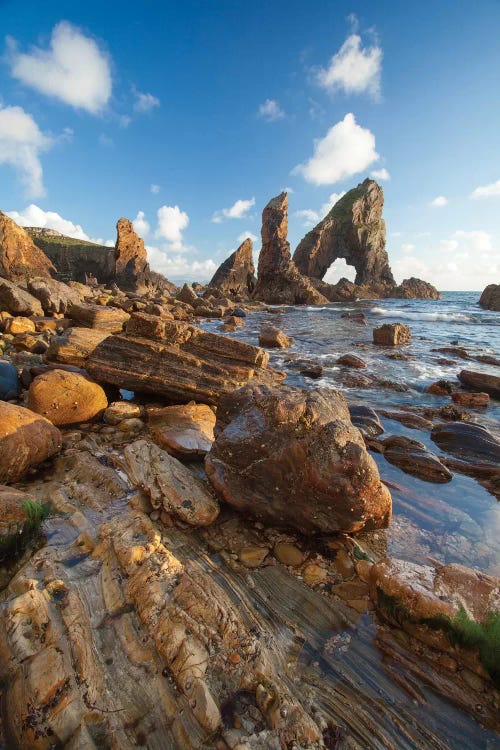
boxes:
[370,307,472,322]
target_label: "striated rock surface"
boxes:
[85,320,283,405]
[205,385,392,533]
[253,193,327,305]
[0,278,43,316]
[431,421,500,465]
[380,435,452,483]
[28,369,108,426]
[0,211,54,280]
[148,403,216,458]
[479,283,500,311]
[69,302,131,332]
[46,327,111,366]
[27,276,82,314]
[208,238,256,299]
[0,401,62,483]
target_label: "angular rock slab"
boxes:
[380,435,453,483]
[122,439,219,525]
[0,278,43,316]
[0,401,62,483]
[431,421,500,465]
[205,385,392,534]
[148,403,215,458]
[459,369,500,399]
[69,302,131,332]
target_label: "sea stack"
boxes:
[208,237,256,299]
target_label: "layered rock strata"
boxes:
[208,238,256,299]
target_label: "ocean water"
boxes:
[202,291,500,575]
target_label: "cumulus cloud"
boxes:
[0,106,52,198]
[453,230,492,252]
[150,184,160,194]
[401,243,415,254]
[470,179,500,199]
[8,21,112,114]
[430,195,448,207]
[371,167,390,181]
[237,231,258,243]
[212,197,255,223]
[133,88,160,113]
[132,210,150,238]
[6,203,112,244]
[155,204,189,250]
[257,99,285,122]
[293,113,379,185]
[323,258,356,284]
[147,245,217,282]
[294,191,347,227]
[316,32,382,98]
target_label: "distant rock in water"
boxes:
[0,211,55,280]
[479,284,500,311]
[292,179,439,301]
[208,238,256,299]
[253,193,327,305]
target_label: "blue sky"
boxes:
[1,0,499,289]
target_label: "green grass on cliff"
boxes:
[0,499,51,564]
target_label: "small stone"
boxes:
[238,546,269,568]
[302,564,328,587]
[229,652,241,665]
[118,418,145,433]
[273,542,305,567]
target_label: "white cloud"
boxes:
[295,191,347,227]
[150,184,160,194]
[293,113,379,185]
[440,239,458,253]
[7,204,90,239]
[316,33,382,98]
[453,230,492,252]
[133,88,160,113]
[155,204,189,250]
[237,231,258,243]
[257,99,285,122]
[401,243,415,254]
[147,245,217,282]
[212,197,255,223]
[430,195,448,207]
[323,258,356,284]
[132,210,149,238]
[371,167,390,181]
[8,21,112,114]
[470,179,500,199]
[0,105,52,198]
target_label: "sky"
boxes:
[1,0,499,290]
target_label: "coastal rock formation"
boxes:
[147,403,216,458]
[0,278,43,316]
[115,217,148,279]
[393,277,440,299]
[253,193,327,305]
[458,369,500,398]
[0,401,62,482]
[0,211,54,280]
[205,385,392,533]
[27,370,108,425]
[69,302,131,332]
[379,434,452,483]
[26,227,115,283]
[479,283,500,311]
[258,324,293,348]
[294,179,394,291]
[373,323,412,346]
[27,276,82,314]
[208,238,256,299]
[46,327,111,366]
[431,421,500,465]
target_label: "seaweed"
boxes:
[0,499,51,564]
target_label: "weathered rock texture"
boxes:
[27,276,82,314]
[479,283,500,311]
[458,369,500,398]
[85,320,283,405]
[0,211,54,280]
[373,323,412,346]
[0,402,62,483]
[28,370,108,425]
[0,278,43,316]
[147,403,216,458]
[208,238,256,299]
[26,227,115,283]
[114,217,171,293]
[69,302,131,332]
[253,193,327,305]
[292,180,439,301]
[205,385,392,533]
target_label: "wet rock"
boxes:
[479,283,500,311]
[253,193,327,305]
[451,391,489,408]
[0,210,54,280]
[336,353,366,368]
[376,409,433,431]
[86,322,281,405]
[122,439,219,525]
[431,346,470,360]
[0,401,62,482]
[224,315,245,327]
[0,486,48,561]
[380,435,453,483]
[0,278,43,316]
[205,385,392,534]
[373,323,411,346]
[431,422,500,465]
[427,379,458,396]
[28,369,108,426]
[258,325,293,349]
[148,403,216,459]
[458,369,500,398]
[27,277,82,314]
[348,404,384,437]
[340,311,367,325]
[0,360,19,399]
[69,302,131,332]
[299,364,324,379]
[208,238,256,299]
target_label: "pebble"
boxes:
[238,546,269,568]
[273,542,305,567]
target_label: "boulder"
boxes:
[348,404,384,438]
[46,327,110,367]
[205,385,392,533]
[86,321,282,405]
[478,284,500,311]
[0,361,19,400]
[431,422,500,466]
[148,403,216,459]
[0,278,43,316]
[0,211,54,280]
[176,283,198,306]
[380,435,452,483]
[337,353,366,369]
[27,277,82,314]
[208,238,256,299]
[451,391,489,408]
[0,401,62,482]
[392,277,440,300]
[69,302,131,332]
[258,325,293,348]
[27,369,108,426]
[122,439,219,525]
[253,193,327,305]
[104,401,143,425]
[373,323,411,346]
[458,369,500,399]
[3,316,36,334]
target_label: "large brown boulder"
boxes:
[253,193,327,305]
[85,319,283,405]
[373,323,411,346]
[28,370,108,425]
[0,402,62,483]
[0,278,43,316]
[208,238,256,299]
[393,277,440,299]
[0,211,54,280]
[258,325,293,348]
[205,385,392,533]
[148,403,216,458]
[27,277,82,314]
[479,284,500,311]
[458,369,500,399]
